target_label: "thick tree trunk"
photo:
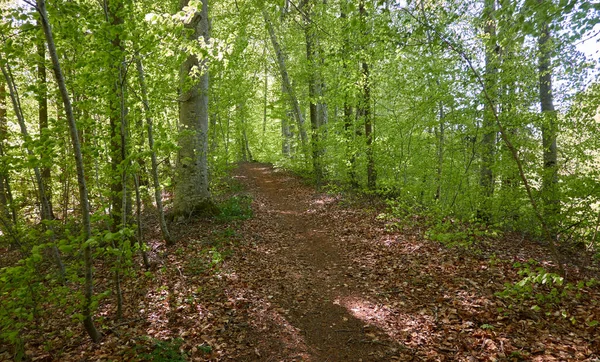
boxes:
[263,8,308,154]
[36,0,102,342]
[174,0,214,217]
[135,56,173,245]
[538,0,559,240]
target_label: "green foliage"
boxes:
[497,260,599,314]
[137,338,187,362]
[216,195,253,222]
[497,261,566,305]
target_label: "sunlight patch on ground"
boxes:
[142,285,174,339]
[310,195,339,207]
[337,296,436,347]
[273,209,300,215]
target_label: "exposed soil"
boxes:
[5,162,600,361]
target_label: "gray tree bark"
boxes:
[538,0,559,240]
[174,0,214,216]
[263,8,308,154]
[360,1,376,190]
[480,0,497,205]
[135,55,173,246]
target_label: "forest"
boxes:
[1,0,600,360]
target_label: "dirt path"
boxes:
[228,163,402,361]
[212,162,599,361]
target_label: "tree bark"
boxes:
[106,0,127,232]
[36,0,102,342]
[174,0,214,217]
[480,0,497,207]
[538,0,559,241]
[304,2,323,187]
[135,55,173,245]
[263,8,308,155]
[360,1,376,190]
[37,25,54,219]
[0,81,14,228]
[340,4,357,187]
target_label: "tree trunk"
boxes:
[36,0,102,342]
[340,4,357,188]
[538,0,559,240]
[106,0,128,232]
[480,0,497,211]
[360,1,376,190]
[174,0,214,217]
[134,173,150,269]
[263,8,308,155]
[263,53,268,144]
[37,26,54,219]
[135,55,173,245]
[304,4,323,187]
[0,55,65,280]
[0,81,14,228]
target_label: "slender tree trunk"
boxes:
[0,81,14,227]
[36,0,102,342]
[37,26,54,219]
[340,5,357,188]
[263,8,308,154]
[362,61,376,190]
[304,5,323,187]
[538,0,559,240]
[418,1,445,201]
[281,82,291,157]
[434,105,445,201]
[175,0,214,217]
[359,1,376,190]
[106,0,126,232]
[480,0,497,214]
[262,51,268,145]
[1,56,65,280]
[237,103,248,161]
[135,56,173,245]
[133,174,150,269]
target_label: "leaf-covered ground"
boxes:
[4,162,600,361]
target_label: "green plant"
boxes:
[137,338,187,362]
[216,195,253,222]
[496,260,565,306]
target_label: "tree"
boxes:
[36,0,102,342]
[263,6,308,158]
[360,0,376,190]
[174,0,215,217]
[537,0,559,240]
[479,0,498,218]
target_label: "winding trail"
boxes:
[228,163,402,361]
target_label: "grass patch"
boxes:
[216,195,253,222]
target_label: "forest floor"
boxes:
[7,162,600,361]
